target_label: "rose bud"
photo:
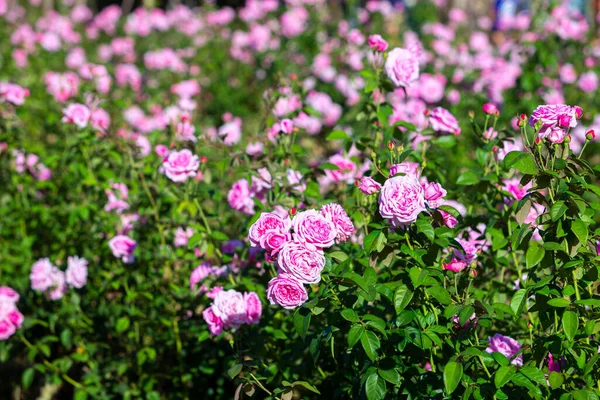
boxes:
[482,103,498,115]
[586,130,595,141]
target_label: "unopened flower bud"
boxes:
[586,129,595,141]
[200,156,207,163]
[388,141,394,150]
[564,134,572,143]
[574,106,583,119]
[290,207,297,216]
[535,137,542,146]
[482,103,498,115]
[468,110,474,120]
[424,109,430,117]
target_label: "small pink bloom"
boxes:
[162,149,200,182]
[62,103,91,128]
[266,275,308,309]
[358,176,382,194]
[108,235,136,263]
[368,34,388,52]
[65,256,88,289]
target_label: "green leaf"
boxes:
[393,285,413,315]
[360,331,381,362]
[571,220,588,245]
[294,308,311,340]
[504,151,537,174]
[348,325,365,348]
[550,201,567,222]
[416,218,435,242]
[443,361,463,395]
[521,366,548,387]
[495,366,515,388]
[547,298,570,308]
[292,381,321,394]
[365,373,387,400]
[548,371,564,390]
[116,317,130,333]
[22,368,34,389]
[456,171,479,185]
[364,230,384,253]
[341,308,359,323]
[227,364,243,380]
[378,368,401,385]
[510,289,528,319]
[326,130,349,141]
[425,285,451,305]
[526,244,545,269]
[562,310,578,341]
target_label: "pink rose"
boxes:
[428,107,461,135]
[228,179,255,215]
[0,287,19,303]
[292,210,337,250]
[385,47,419,87]
[202,306,223,335]
[0,82,29,105]
[359,176,382,194]
[90,108,110,131]
[277,242,326,284]
[528,104,578,139]
[162,149,200,182]
[65,256,88,289]
[320,203,355,243]
[482,103,498,115]
[486,334,523,366]
[62,103,91,128]
[30,258,55,291]
[211,289,248,329]
[155,145,169,157]
[266,275,308,309]
[174,227,194,248]
[368,34,388,52]
[280,119,294,134]
[249,212,292,252]
[108,235,137,263]
[389,162,421,178]
[378,175,426,228]
[0,320,16,340]
[47,268,67,300]
[439,210,458,228]
[443,258,467,273]
[422,182,447,208]
[244,292,262,325]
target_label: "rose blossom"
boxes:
[422,181,447,208]
[528,104,578,139]
[266,275,308,309]
[211,289,248,329]
[379,175,426,228]
[368,34,388,52]
[228,179,255,215]
[358,176,382,194]
[108,235,137,263]
[62,103,91,128]
[486,334,523,366]
[244,292,262,325]
[0,287,23,341]
[390,162,421,178]
[292,210,337,250]
[30,258,55,291]
[202,307,223,335]
[439,210,458,228]
[385,47,419,87]
[174,227,194,248]
[277,242,326,284]
[65,256,88,289]
[428,107,461,135]
[443,258,467,273]
[320,203,354,243]
[162,149,200,182]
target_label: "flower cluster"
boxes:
[30,256,88,300]
[202,289,262,335]
[0,287,24,340]
[528,104,582,143]
[250,204,354,309]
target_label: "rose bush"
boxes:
[1,0,600,399]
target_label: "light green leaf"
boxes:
[443,361,463,395]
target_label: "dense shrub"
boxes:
[1,1,599,399]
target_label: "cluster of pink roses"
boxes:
[12,150,52,181]
[249,204,354,309]
[0,82,29,105]
[30,256,88,300]
[202,289,262,335]
[103,182,138,262]
[62,102,111,132]
[360,162,453,229]
[528,104,582,144]
[0,286,23,340]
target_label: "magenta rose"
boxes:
[202,306,224,335]
[368,34,388,52]
[0,320,16,340]
[422,181,447,208]
[248,212,292,255]
[244,292,262,325]
[108,235,137,263]
[320,203,355,243]
[428,107,461,135]
[266,275,308,309]
[443,258,467,273]
[485,334,523,366]
[358,176,382,194]
[385,47,419,87]
[277,242,326,284]
[292,210,337,250]
[162,149,200,183]
[378,175,426,228]
[528,104,578,138]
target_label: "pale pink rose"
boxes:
[443,258,467,272]
[244,292,262,325]
[155,145,169,157]
[176,120,196,142]
[90,108,110,131]
[0,287,19,303]
[162,149,200,182]
[385,47,419,87]
[47,267,67,300]
[286,169,306,192]
[292,210,337,250]
[246,142,264,157]
[65,256,88,289]
[0,320,16,340]
[359,176,382,194]
[578,71,598,93]
[428,107,461,135]
[422,182,447,208]
[108,235,136,263]
[228,179,255,215]
[559,63,577,84]
[202,306,223,335]
[378,175,426,228]
[266,275,308,309]
[62,103,91,128]
[368,34,388,52]
[30,258,55,291]
[528,104,578,139]
[280,119,294,134]
[320,203,355,243]
[483,128,498,141]
[439,210,458,228]
[486,334,523,366]
[211,289,248,330]
[0,83,29,105]
[390,162,421,178]
[277,242,325,284]
[174,227,194,248]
